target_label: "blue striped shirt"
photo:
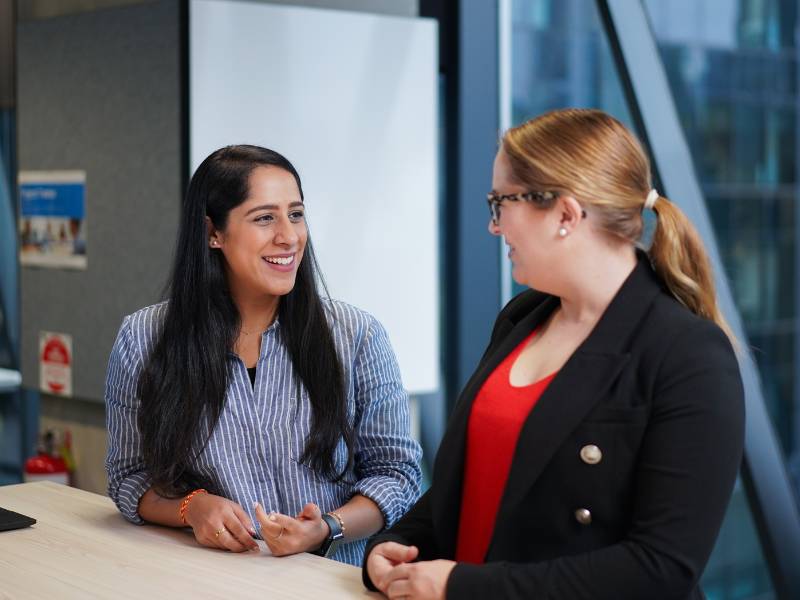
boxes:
[105,299,422,565]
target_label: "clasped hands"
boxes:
[254,501,329,556]
[183,492,328,555]
[367,541,456,600]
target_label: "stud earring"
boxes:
[210,240,218,247]
[558,227,568,237]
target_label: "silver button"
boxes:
[580,444,603,465]
[575,508,592,525]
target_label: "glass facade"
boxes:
[509,0,787,597]
[642,2,800,594]
[643,0,799,498]
[510,0,632,129]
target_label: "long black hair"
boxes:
[137,145,352,497]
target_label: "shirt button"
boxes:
[580,444,603,465]
[575,508,592,525]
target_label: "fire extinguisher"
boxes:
[24,430,69,485]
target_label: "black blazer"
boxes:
[364,255,745,599]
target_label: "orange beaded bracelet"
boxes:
[179,488,207,525]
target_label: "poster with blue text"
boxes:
[19,171,87,269]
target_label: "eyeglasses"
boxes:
[486,190,558,225]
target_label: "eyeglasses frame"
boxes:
[486,190,559,225]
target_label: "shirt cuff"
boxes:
[352,475,410,529]
[111,471,151,525]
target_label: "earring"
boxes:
[558,227,568,237]
[210,240,218,247]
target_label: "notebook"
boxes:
[0,506,36,531]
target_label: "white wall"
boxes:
[190,0,439,393]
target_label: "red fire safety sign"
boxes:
[39,332,73,396]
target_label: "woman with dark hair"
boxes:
[363,109,744,598]
[105,145,421,565]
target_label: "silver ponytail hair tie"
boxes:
[644,189,659,210]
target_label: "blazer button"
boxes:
[580,444,602,465]
[575,508,592,525]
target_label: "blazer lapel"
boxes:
[495,254,663,520]
[454,296,561,427]
[495,351,630,516]
[431,295,560,556]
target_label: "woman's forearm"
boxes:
[137,487,187,527]
[332,494,384,541]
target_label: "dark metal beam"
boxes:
[597,1,800,598]
[0,0,13,110]
[0,0,17,362]
[442,0,501,410]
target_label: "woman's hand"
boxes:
[184,493,259,553]
[367,541,419,593]
[254,501,329,556]
[381,559,456,600]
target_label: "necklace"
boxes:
[239,309,276,336]
[240,320,273,336]
[239,325,267,336]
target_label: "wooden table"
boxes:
[0,482,379,599]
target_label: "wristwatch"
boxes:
[315,513,344,558]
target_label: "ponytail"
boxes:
[501,108,738,347]
[648,195,737,345]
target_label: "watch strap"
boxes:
[316,512,344,557]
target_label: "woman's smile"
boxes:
[263,253,296,272]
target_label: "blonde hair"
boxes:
[502,108,734,342]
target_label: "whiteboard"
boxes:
[190,0,439,394]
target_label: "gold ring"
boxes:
[214,527,227,538]
[271,526,284,540]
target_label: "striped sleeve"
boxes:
[104,315,150,524]
[351,315,422,528]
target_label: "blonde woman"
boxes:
[363,109,744,599]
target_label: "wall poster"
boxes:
[19,170,87,269]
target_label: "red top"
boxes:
[455,330,557,564]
